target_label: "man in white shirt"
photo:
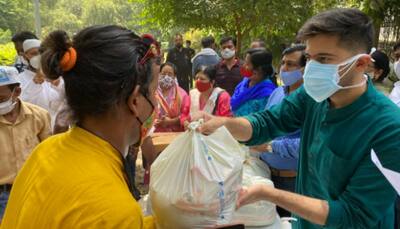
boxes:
[18,39,64,128]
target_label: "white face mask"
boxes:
[29,55,41,70]
[0,91,17,115]
[395,61,400,80]
[221,48,235,59]
[303,54,367,102]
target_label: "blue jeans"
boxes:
[0,191,10,220]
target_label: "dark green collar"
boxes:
[325,81,376,122]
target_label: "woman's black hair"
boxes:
[371,50,390,82]
[195,65,217,86]
[247,49,277,85]
[160,62,177,75]
[40,25,152,122]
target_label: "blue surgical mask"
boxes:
[303,54,367,102]
[280,69,303,86]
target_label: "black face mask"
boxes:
[176,43,183,48]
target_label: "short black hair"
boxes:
[252,39,266,48]
[201,36,215,48]
[186,40,191,45]
[195,65,217,85]
[282,44,307,67]
[297,8,374,53]
[220,36,237,47]
[11,31,37,43]
[246,48,266,56]
[393,42,400,52]
[371,50,390,81]
[41,26,153,122]
[160,62,177,75]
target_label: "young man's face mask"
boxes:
[303,53,367,102]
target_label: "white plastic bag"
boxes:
[233,154,277,227]
[150,121,244,229]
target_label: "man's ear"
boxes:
[14,87,22,97]
[127,85,141,117]
[300,66,305,74]
[376,69,384,79]
[23,52,29,61]
[355,55,372,72]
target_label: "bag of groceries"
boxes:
[150,121,244,229]
[233,147,279,227]
[233,152,278,226]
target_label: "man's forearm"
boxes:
[263,186,329,225]
[222,117,253,142]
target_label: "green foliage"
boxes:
[138,0,313,55]
[138,0,399,57]
[0,29,12,44]
[1,0,399,60]
[0,42,17,66]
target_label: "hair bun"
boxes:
[41,30,72,80]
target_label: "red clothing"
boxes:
[199,91,232,117]
[186,88,232,124]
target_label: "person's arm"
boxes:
[199,87,307,145]
[166,49,173,63]
[239,146,399,228]
[192,58,198,77]
[180,92,191,127]
[271,133,301,159]
[237,184,329,225]
[39,110,52,140]
[216,91,232,117]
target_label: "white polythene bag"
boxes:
[233,154,277,226]
[150,121,244,229]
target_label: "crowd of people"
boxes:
[0,7,399,229]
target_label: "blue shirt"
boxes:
[260,86,300,170]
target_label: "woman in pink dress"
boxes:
[185,65,232,127]
[155,62,190,132]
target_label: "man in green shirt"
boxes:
[197,8,400,228]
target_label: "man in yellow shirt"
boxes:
[1,26,158,228]
[0,66,51,223]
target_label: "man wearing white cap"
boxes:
[18,39,64,127]
[0,66,51,222]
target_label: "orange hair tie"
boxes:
[60,47,77,72]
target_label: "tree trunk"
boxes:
[374,18,382,48]
[236,30,242,57]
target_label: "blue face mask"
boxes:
[303,54,367,102]
[280,69,303,86]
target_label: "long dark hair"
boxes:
[40,25,153,122]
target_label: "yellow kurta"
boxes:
[0,127,154,229]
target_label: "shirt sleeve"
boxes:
[39,110,52,141]
[216,91,232,117]
[166,49,173,63]
[179,92,191,126]
[192,58,199,76]
[242,86,307,146]
[271,136,300,159]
